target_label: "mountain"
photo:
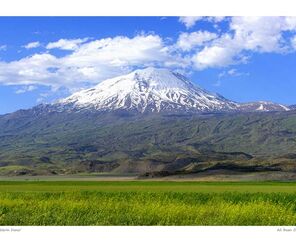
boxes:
[0,67,295,178]
[0,110,296,177]
[57,67,238,113]
[55,67,290,113]
[239,101,290,112]
[289,105,296,110]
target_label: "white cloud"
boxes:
[2,17,296,96]
[206,16,226,23]
[291,36,296,49]
[179,16,226,29]
[15,85,37,94]
[59,35,189,86]
[283,17,296,31]
[0,45,7,51]
[46,38,89,50]
[228,69,238,76]
[0,34,187,91]
[193,45,240,70]
[192,17,296,69]
[218,68,249,78]
[65,35,168,66]
[24,41,41,49]
[177,31,217,51]
[192,33,243,69]
[230,17,287,53]
[0,53,59,88]
[215,68,249,87]
[179,16,203,29]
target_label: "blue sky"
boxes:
[0,16,296,114]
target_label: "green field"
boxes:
[1,181,296,225]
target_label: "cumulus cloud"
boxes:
[179,16,203,29]
[0,34,186,91]
[46,38,89,50]
[177,31,217,51]
[0,53,59,87]
[192,16,296,69]
[24,41,41,49]
[230,17,289,53]
[192,33,244,69]
[65,35,168,67]
[2,17,296,97]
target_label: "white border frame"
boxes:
[0,0,296,16]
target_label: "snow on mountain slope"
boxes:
[56,67,291,113]
[239,101,290,112]
[58,67,238,113]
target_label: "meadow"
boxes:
[0,181,296,225]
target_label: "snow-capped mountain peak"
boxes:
[58,67,238,113]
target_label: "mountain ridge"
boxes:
[54,67,289,114]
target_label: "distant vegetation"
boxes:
[0,181,296,225]
[0,109,296,177]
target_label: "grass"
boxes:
[0,165,28,172]
[0,181,296,225]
